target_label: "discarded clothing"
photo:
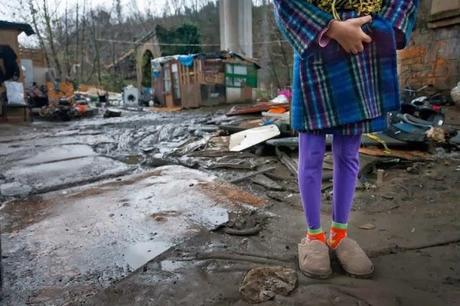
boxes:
[273,0,418,134]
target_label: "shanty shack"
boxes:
[0,20,35,122]
[152,51,260,109]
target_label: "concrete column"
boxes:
[219,0,253,57]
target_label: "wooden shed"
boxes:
[152,51,260,109]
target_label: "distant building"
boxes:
[0,20,35,122]
[20,47,49,88]
[152,51,260,109]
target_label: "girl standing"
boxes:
[273,0,418,278]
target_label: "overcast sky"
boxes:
[0,0,198,23]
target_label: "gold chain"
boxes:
[310,0,383,20]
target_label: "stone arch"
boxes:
[135,39,161,90]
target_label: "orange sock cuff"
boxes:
[306,231,327,243]
[328,227,348,249]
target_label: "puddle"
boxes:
[124,241,173,271]
[160,260,189,272]
[0,196,53,232]
[119,154,144,165]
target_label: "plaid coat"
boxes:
[274,0,418,135]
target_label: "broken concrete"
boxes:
[1,165,268,305]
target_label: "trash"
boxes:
[261,111,290,124]
[4,81,26,106]
[239,266,297,303]
[223,225,261,236]
[266,137,299,149]
[406,165,420,174]
[251,174,284,191]
[382,194,395,200]
[275,148,298,177]
[359,223,376,230]
[229,125,280,152]
[208,159,257,170]
[426,127,446,143]
[267,134,408,150]
[449,132,460,147]
[366,134,391,154]
[200,136,230,153]
[376,169,385,187]
[229,167,276,184]
[103,108,122,118]
[270,94,289,104]
[122,85,139,108]
[451,82,460,104]
[226,102,289,116]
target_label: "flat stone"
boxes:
[0,182,32,197]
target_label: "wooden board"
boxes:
[359,147,433,161]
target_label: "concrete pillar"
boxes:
[219,0,253,57]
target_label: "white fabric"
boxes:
[4,81,26,106]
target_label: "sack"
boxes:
[451,82,460,104]
[4,81,26,106]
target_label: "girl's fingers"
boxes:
[362,33,372,43]
[350,15,372,26]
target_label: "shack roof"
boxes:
[0,20,35,36]
[151,50,261,69]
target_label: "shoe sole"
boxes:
[300,269,332,280]
[344,266,375,279]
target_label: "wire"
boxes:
[95,38,289,47]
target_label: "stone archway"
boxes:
[141,50,154,89]
[135,41,161,90]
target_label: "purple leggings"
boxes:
[298,133,361,230]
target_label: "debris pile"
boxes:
[129,85,460,205]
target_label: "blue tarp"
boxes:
[177,55,194,67]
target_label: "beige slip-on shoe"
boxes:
[298,239,332,279]
[334,237,374,278]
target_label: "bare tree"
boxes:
[27,0,50,68]
[42,0,63,78]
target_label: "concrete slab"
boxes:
[0,166,265,305]
[1,156,131,196]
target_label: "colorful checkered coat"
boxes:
[274,0,418,135]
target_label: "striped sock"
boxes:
[306,227,326,243]
[328,222,348,249]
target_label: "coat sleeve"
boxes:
[379,0,419,49]
[273,0,333,57]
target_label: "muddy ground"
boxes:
[1,106,460,306]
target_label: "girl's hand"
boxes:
[326,16,373,54]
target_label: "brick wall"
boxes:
[398,0,460,91]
